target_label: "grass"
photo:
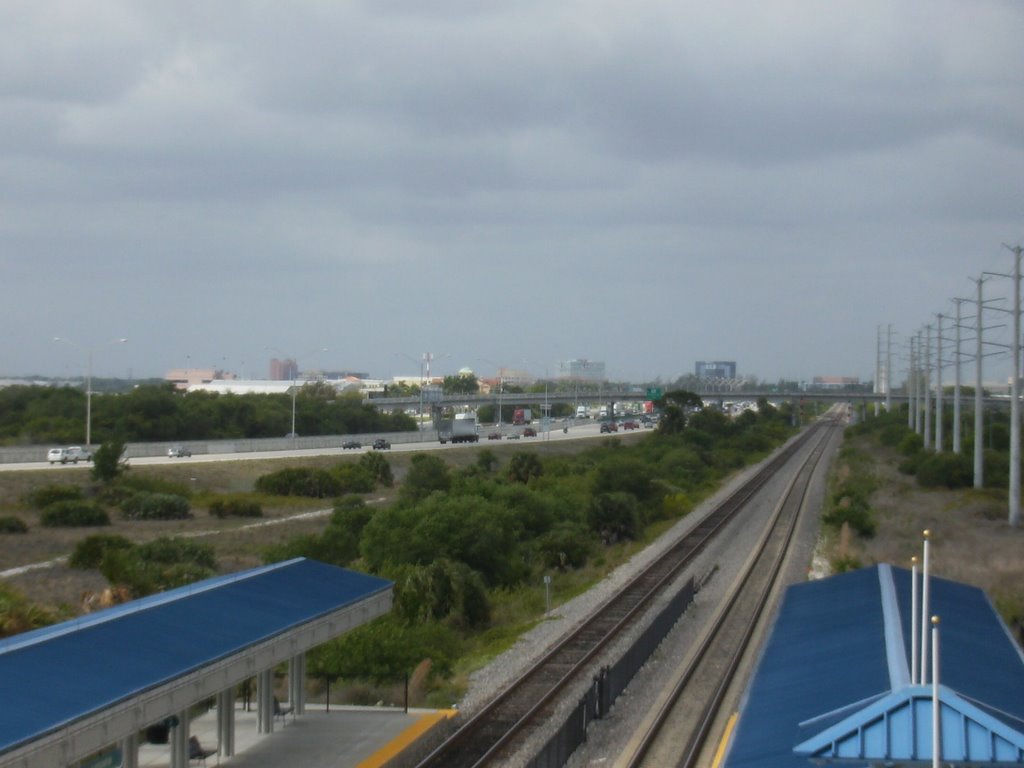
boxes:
[821,431,1024,633]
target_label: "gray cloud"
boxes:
[2,0,1023,384]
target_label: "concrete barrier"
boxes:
[0,430,428,465]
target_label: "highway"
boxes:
[0,419,642,473]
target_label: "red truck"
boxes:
[513,408,532,425]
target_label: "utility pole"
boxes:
[923,325,932,450]
[913,335,921,434]
[1013,245,1023,528]
[989,246,1023,527]
[951,298,968,455]
[921,331,929,438]
[886,324,894,413]
[935,315,944,453]
[875,325,882,418]
[983,247,1023,527]
[971,277,986,489]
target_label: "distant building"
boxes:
[811,375,860,389]
[557,359,606,382]
[164,368,236,391]
[695,361,737,379]
[269,358,298,381]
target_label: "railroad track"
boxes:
[615,416,840,768]
[413,418,838,768]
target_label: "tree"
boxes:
[91,438,128,483]
[399,454,451,504]
[508,452,543,484]
[442,374,479,395]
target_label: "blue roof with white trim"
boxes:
[0,558,391,757]
[724,564,1024,766]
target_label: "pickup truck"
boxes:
[47,446,93,464]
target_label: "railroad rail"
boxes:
[617,416,840,768]
[413,417,836,768]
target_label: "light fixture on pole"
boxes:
[54,336,128,447]
[267,346,327,439]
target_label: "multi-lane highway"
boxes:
[0,419,646,472]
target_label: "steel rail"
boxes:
[618,417,838,768]
[413,420,829,768]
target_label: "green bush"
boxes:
[255,467,341,497]
[916,452,973,489]
[121,493,191,521]
[359,451,394,487]
[332,464,376,494]
[536,522,593,569]
[24,484,83,509]
[40,501,110,528]
[0,516,28,534]
[823,485,876,538]
[69,534,135,569]
[208,495,263,519]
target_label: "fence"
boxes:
[527,576,695,768]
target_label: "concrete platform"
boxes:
[136,703,454,768]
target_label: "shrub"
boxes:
[0,516,28,534]
[69,534,134,569]
[40,501,110,528]
[536,522,593,569]
[897,432,923,456]
[359,451,394,486]
[121,493,191,521]
[208,495,263,519]
[823,486,875,538]
[255,467,341,497]
[24,484,83,509]
[586,492,639,544]
[332,464,376,494]
[916,452,973,489]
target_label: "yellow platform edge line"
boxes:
[355,709,458,768]
[711,712,738,768]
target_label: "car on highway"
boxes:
[372,438,391,450]
[342,440,362,450]
[622,420,640,430]
[506,433,521,440]
[167,445,192,458]
[487,432,503,440]
[523,427,537,437]
[48,446,92,464]
[600,422,618,433]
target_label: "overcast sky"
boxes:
[4,1,1023,385]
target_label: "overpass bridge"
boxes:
[363,389,911,412]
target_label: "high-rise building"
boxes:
[556,359,606,382]
[695,361,737,379]
[270,358,298,381]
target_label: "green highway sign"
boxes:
[646,388,663,400]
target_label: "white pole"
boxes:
[931,615,941,768]
[911,556,919,685]
[913,335,921,434]
[935,316,944,453]
[1008,245,1022,527]
[974,278,985,488]
[886,324,894,413]
[953,299,964,454]
[920,530,931,684]
[924,326,932,449]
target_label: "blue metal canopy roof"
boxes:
[724,564,1024,767]
[0,558,392,758]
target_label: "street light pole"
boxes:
[267,346,327,438]
[54,337,127,447]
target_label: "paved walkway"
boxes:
[136,704,454,768]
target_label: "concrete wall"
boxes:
[0,430,431,465]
